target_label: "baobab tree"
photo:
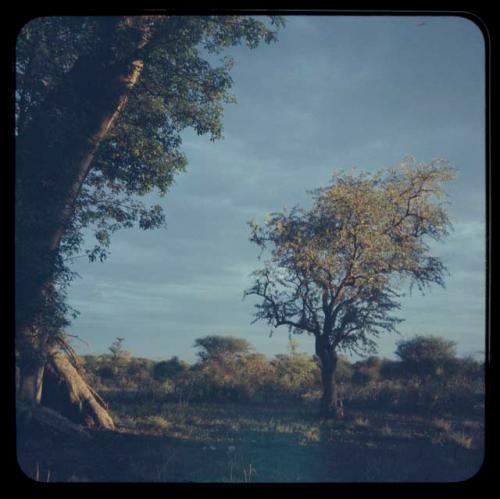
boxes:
[245,158,456,417]
[15,15,284,426]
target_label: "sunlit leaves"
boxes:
[246,159,455,355]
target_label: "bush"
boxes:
[193,335,252,362]
[271,352,319,401]
[79,333,484,417]
[395,335,457,381]
[153,357,189,383]
[380,359,404,380]
[335,355,353,383]
[99,365,116,381]
[352,356,382,384]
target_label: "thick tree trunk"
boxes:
[17,362,45,404]
[16,324,50,404]
[315,335,342,418]
[16,16,149,340]
[41,351,115,430]
[15,17,156,405]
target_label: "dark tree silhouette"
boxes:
[15,15,284,426]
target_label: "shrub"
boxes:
[271,352,319,401]
[153,357,189,383]
[98,365,116,381]
[395,335,457,381]
[193,335,253,363]
[352,356,382,384]
[335,355,353,383]
[380,359,404,380]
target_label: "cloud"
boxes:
[67,16,485,362]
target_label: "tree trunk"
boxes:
[16,16,149,336]
[15,17,156,406]
[41,351,115,430]
[316,335,342,418]
[16,324,50,404]
[17,362,45,404]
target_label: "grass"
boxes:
[353,416,370,429]
[446,431,474,449]
[432,418,453,432]
[17,399,484,483]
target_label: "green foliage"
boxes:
[17,15,285,262]
[352,356,383,384]
[246,159,456,356]
[16,16,285,336]
[98,365,116,381]
[395,335,457,363]
[395,335,457,380]
[81,333,482,416]
[271,352,320,400]
[194,335,253,362]
[334,355,354,383]
[108,337,128,360]
[153,356,189,382]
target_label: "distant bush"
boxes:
[81,334,483,417]
[335,355,354,383]
[270,352,319,401]
[153,357,189,383]
[352,356,382,384]
[380,359,404,380]
[395,335,457,381]
[98,365,116,381]
[194,335,252,363]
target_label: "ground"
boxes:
[17,399,484,483]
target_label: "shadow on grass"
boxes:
[16,402,484,483]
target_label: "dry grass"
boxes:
[432,418,452,432]
[18,400,484,482]
[353,416,370,429]
[447,431,473,449]
[380,423,392,436]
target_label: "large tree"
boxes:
[245,159,456,417]
[15,15,284,425]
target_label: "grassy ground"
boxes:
[17,399,484,483]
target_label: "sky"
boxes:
[67,15,486,363]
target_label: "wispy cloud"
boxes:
[68,16,486,362]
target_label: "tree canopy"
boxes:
[15,15,284,410]
[15,15,284,352]
[246,158,456,356]
[245,158,455,416]
[194,335,253,362]
[395,335,457,364]
[394,335,459,379]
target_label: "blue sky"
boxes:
[67,15,486,363]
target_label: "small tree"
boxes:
[15,15,285,416]
[395,335,457,380]
[245,158,455,417]
[108,337,131,368]
[194,335,253,363]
